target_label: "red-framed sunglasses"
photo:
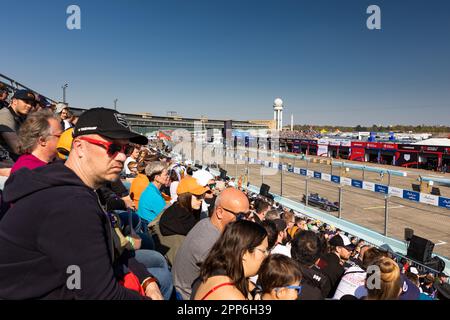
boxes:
[77,136,128,157]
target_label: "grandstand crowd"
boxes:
[0,85,449,300]
[279,129,321,140]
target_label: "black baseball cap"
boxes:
[12,89,37,103]
[73,107,148,145]
[329,234,354,250]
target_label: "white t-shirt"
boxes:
[332,265,367,300]
[62,119,72,130]
[271,243,291,258]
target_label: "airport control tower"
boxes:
[273,97,284,131]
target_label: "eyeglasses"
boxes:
[254,247,270,256]
[220,206,251,218]
[77,137,128,157]
[275,285,302,295]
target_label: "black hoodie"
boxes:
[0,161,146,300]
[296,264,332,300]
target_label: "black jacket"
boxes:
[317,253,345,298]
[297,264,331,300]
[159,202,200,236]
[0,161,147,300]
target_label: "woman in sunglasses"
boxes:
[192,220,268,300]
[156,176,208,264]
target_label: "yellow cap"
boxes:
[57,128,74,160]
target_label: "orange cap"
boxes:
[177,177,208,196]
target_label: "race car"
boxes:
[301,193,340,212]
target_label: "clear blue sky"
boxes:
[1,0,450,126]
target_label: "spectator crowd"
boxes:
[0,83,448,301]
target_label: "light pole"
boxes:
[62,84,68,103]
[114,98,118,111]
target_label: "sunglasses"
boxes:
[275,285,302,295]
[78,137,128,157]
[221,206,251,219]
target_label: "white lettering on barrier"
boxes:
[341,177,352,186]
[306,170,314,177]
[322,173,331,182]
[363,181,375,192]
[294,167,301,174]
[272,162,279,169]
[419,193,439,206]
[388,186,403,198]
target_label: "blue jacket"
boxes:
[137,182,166,223]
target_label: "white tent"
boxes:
[412,138,450,147]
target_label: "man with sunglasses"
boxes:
[172,187,250,300]
[0,89,36,166]
[0,108,163,300]
[192,169,216,218]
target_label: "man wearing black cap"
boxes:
[0,108,162,300]
[317,234,354,298]
[0,89,36,165]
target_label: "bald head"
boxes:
[212,188,250,232]
[216,187,249,213]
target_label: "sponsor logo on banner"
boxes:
[375,184,389,194]
[438,197,450,209]
[389,187,403,198]
[282,165,288,171]
[322,173,331,182]
[300,169,307,176]
[314,172,322,179]
[264,161,270,167]
[307,170,314,177]
[363,181,375,192]
[419,193,439,206]
[272,163,279,169]
[294,167,301,174]
[352,179,363,188]
[331,175,341,184]
[403,190,420,202]
[341,177,352,186]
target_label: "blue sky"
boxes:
[1,0,450,125]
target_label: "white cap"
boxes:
[409,267,419,275]
[193,170,215,187]
[55,103,69,114]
